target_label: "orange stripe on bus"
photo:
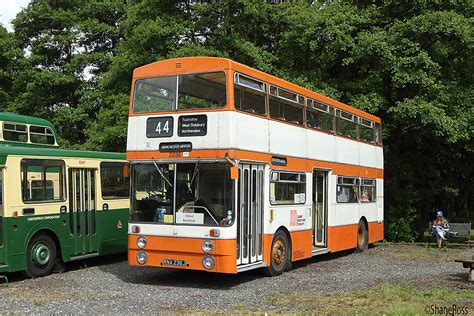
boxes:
[127,148,384,178]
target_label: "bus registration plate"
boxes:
[162,259,187,267]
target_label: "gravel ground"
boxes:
[0,244,472,314]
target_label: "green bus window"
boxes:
[133,75,177,113]
[234,73,267,115]
[177,72,226,110]
[3,122,27,143]
[100,162,130,199]
[21,159,64,202]
[30,125,55,145]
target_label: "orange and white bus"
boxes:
[127,57,383,276]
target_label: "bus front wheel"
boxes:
[356,220,368,253]
[264,230,290,276]
[25,234,57,278]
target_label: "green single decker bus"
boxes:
[0,113,129,278]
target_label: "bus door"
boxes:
[69,168,98,256]
[313,170,328,247]
[237,164,264,266]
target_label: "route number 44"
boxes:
[155,121,170,134]
[146,116,173,138]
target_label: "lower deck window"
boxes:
[336,177,358,203]
[21,159,64,202]
[270,171,306,205]
[360,179,376,202]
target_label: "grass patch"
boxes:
[267,283,473,314]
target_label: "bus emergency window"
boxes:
[336,110,358,139]
[375,123,383,145]
[359,118,374,143]
[100,162,130,199]
[21,159,64,202]
[234,73,267,115]
[30,125,55,145]
[132,75,177,113]
[306,99,334,132]
[336,177,358,203]
[269,85,304,125]
[360,178,376,202]
[270,171,306,205]
[3,123,27,143]
[178,72,226,110]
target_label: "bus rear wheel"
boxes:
[356,220,368,253]
[25,234,57,278]
[264,230,290,277]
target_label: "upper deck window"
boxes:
[335,109,358,139]
[30,125,55,145]
[3,122,27,143]
[234,73,267,115]
[269,85,304,125]
[132,72,226,113]
[306,99,334,132]
[133,76,177,112]
[359,118,374,143]
[178,72,226,110]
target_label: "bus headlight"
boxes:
[202,255,215,270]
[202,240,213,253]
[137,251,148,265]
[137,236,147,249]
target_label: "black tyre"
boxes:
[263,230,290,277]
[356,220,368,253]
[24,234,57,278]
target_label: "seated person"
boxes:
[432,210,449,248]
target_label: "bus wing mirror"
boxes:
[230,166,239,180]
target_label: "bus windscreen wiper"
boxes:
[190,162,199,185]
[152,160,173,188]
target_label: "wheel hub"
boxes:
[272,239,286,267]
[358,227,364,246]
[32,242,50,265]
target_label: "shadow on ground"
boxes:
[96,249,356,290]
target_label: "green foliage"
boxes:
[1,1,473,240]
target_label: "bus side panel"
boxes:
[96,207,128,255]
[2,214,71,272]
[289,229,312,262]
[327,224,358,253]
[368,222,384,243]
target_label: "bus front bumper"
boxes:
[128,235,237,274]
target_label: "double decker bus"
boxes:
[127,57,383,276]
[0,113,130,277]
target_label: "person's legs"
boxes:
[435,227,446,240]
